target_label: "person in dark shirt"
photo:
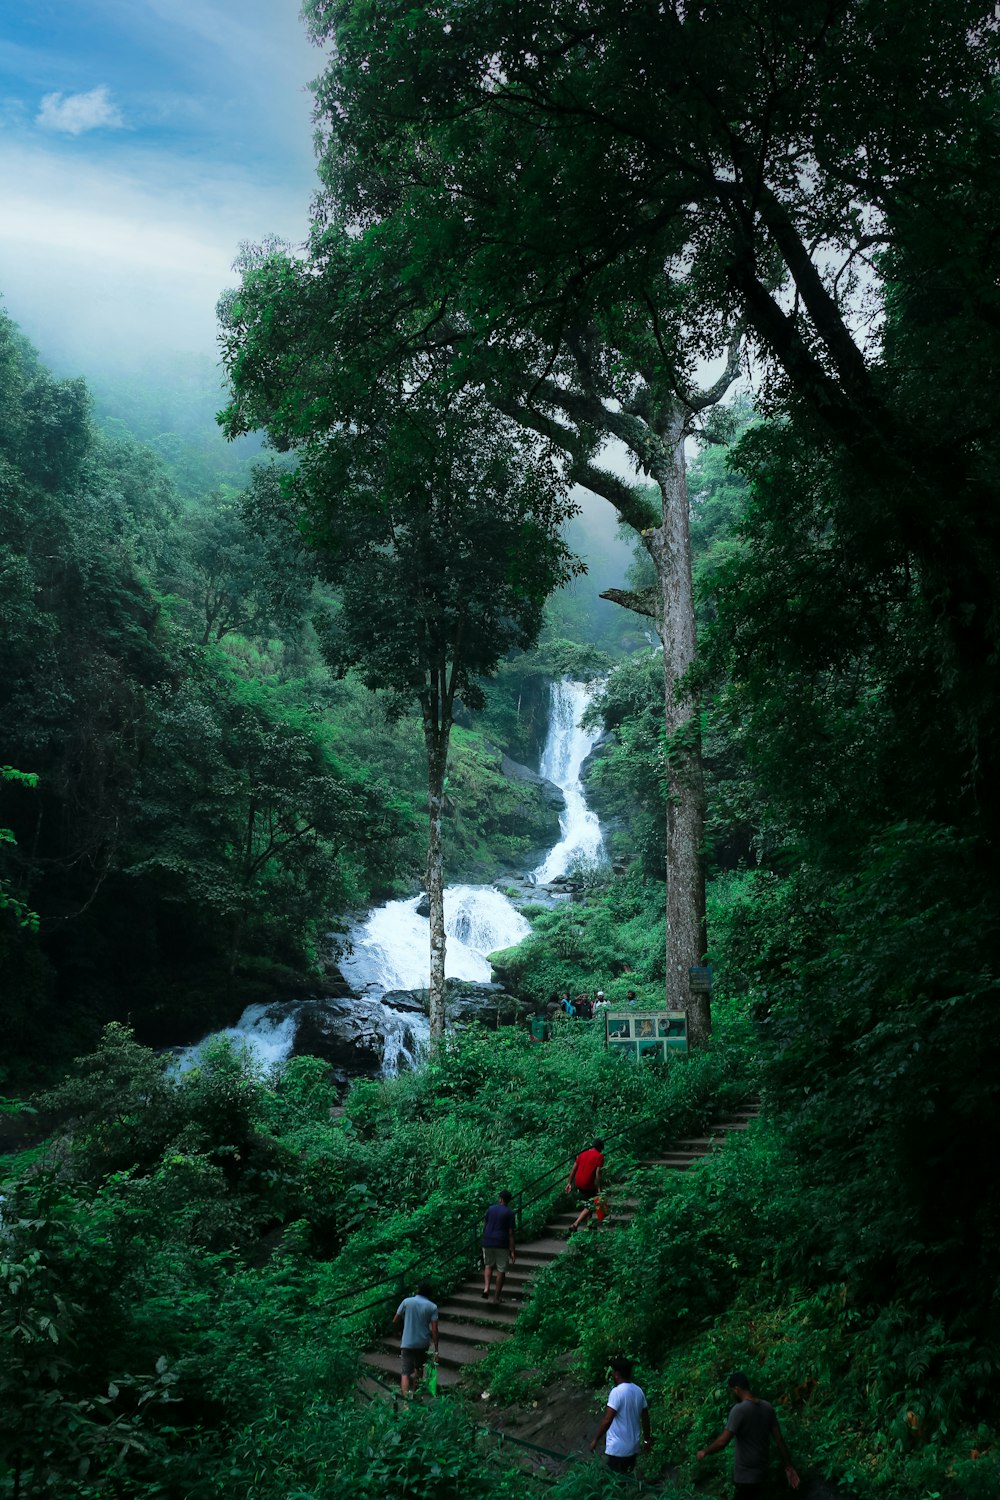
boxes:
[696,1370,800,1499]
[565,1138,604,1233]
[481,1189,517,1302]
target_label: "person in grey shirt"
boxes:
[393,1280,439,1397]
[696,1370,800,1499]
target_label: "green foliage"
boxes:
[492,872,666,1001]
[0,1016,747,1498]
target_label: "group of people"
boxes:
[392,1152,801,1496]
[589,1362,800,1496]
[392,1143,607,1398]
[393,1284,799,1495]
[528,988,642,1042]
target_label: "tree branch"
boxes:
[599,587,658,619]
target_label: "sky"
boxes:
[0,0,322,375]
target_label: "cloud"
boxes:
[37,84,123,136]
[0,138,308,368]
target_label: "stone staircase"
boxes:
[359,1101,759,1395]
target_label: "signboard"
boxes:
[688,965,713,993]
[604,1009,688,1060]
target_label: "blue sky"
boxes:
[0,0,322,372]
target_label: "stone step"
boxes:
[361,1350,463,1387]
[517,1236,566,1254]
[435,1318,510,1347]
[462,1278,530,1301]
[376,1334,491,1369]
[476,1267,535,1291]
[443,1295,521,1326]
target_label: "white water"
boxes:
[339,884,531,994]
[378,1005,430,1076]
[174,1002,298,1075]
[177,676,603,1075]
[533,678,606,882]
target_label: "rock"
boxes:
[579,731,613,785]
[380,990,427,1013]
[291,995,429,1086]
[498,874,575,910]
[400,979,530,1029]
[289,999,386,1084]
[414,894,431,918]
[499,753,566,810]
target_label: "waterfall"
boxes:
[174,675,602,1077]
[339,883,531,995]
[533,678,606,882]
[173,1002,298,1074]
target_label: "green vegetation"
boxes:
[4,0,1000,1495]
[0,311,565,1072]
[0,1018,747,1498]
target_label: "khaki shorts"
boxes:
[483,1246,510,1272]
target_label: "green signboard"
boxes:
[604,1009,688,1059]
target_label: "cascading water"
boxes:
[174,1003,298,1074]
[175,676,603,1077]
[339,884,531,994]
[532,678,606,882]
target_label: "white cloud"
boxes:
[37,85,124,136]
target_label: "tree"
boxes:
[290,0,1000,1031]
[220,339,576,1037]
[219,180,737,1046]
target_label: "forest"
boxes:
[2,1,1000,1497]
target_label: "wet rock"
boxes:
[394,979,529,1029]
[288,999,383,1080]
[499,874,575,910]
[499,753,566,810]
[380,990,427,1013]
[290,997,425,1086]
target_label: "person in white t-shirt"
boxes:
[590,1356,651,1473]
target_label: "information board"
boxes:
[603,1009,688,1059]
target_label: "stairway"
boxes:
[359,1101,759,1396]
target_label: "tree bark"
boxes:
[486,333,730,1042]
[423,720,450,1048]
[645,415,710,1045]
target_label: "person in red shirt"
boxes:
[565,1138,604,1232]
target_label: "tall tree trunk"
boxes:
[423,720,450,1047]
[646,417,710,1045]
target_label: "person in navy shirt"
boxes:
[481,1190,517,1302]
